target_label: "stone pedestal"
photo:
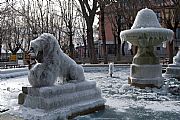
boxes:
[164,49,180,80]
[129,64,164,88]
[22,81,105,119]
[164,64,180,80]
[128,45,164,88]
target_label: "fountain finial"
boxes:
[131,8,161,29]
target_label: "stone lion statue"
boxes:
[28,33,85,87]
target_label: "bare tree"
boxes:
[56,0,84,58]
[78,0,98,63]
[0,1,22,54]
[0,0,88,60]
[0,0,10,56]
[98,0,109,63]
[155,0,180,63]
[105,0,151,60]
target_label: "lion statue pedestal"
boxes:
[18,33,105,119]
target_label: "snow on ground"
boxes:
[0,68,28,79]
[0,76,30,112]
[0,66,180,119]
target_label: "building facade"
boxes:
[97,1,180,62]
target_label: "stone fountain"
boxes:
[164,48,180,80]
[18,33,105,119]
[120,8,174,88]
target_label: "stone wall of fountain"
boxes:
[120,8,174,88]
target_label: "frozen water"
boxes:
[120,28,174,47]
[0,68,28,79]
[0,66,180,119]
[131,8,161,29]
[120,8,174,47]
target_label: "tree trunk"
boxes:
[116,26,121,61]
[167,41,173,63]
[69,31,74,58]
[58,29,61,45]
[82,34,86,58]
[27,28,31,51]
[87,25,98,64]
[167,27,176,62]
[77,0,98,63]
[68,19,74,58]
[167,29,176,64]
[113,34,117,56]
[130,45,134,55]
[0,32,2,56]
[122,41,125,56]
[100,4,108,64]
[0,44,2,57]
[116,16,121,61]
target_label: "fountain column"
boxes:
[120,8,174,88]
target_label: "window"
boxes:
[176,28,180,39]
[157,47,160,50]
[107,45,115,54]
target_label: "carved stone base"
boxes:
[21,81,105,119]
[164,64,180,80]
[129,64,164,88]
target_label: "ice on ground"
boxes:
[0,66,180,119]
[0,67,28,79]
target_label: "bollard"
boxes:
[109,62,114,77]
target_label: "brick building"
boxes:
[97,1,180,62]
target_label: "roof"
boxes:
[17,49,24,53]
[1,48,6,53]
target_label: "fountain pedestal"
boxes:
[129,64,164,88]
[120,8,173,88]
[164,49,180,80]
[133,46,159,65]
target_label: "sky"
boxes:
[0,0,99,25]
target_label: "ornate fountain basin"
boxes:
[120,28,173,65]
[120,8,174,88]
[120,28,173,47]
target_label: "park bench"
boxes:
[5,62,18,68]
[160,57,169,65]
[0,62,6,68]
[98,58,104,63]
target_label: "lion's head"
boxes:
[29,33,60,63]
